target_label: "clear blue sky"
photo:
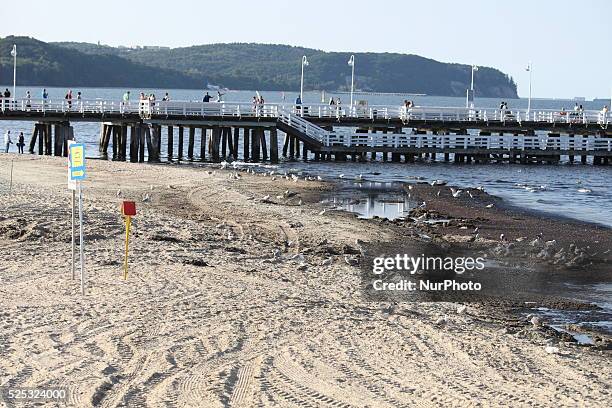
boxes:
[1,0,610,99]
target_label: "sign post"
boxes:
[68,142,86,295]
[121,201,136,280]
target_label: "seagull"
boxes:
[500,233,506,241]
[436,190,441,197]
[116,189,122,197]
[473,227,479,234]
[261,195,271,201]
[318,209,327,215]
[339,174,345,179]
[485,203,494,208]
[408,185,414,190]
[418,202,426,209]
[450,188,462,198]
[467,191,474,199]
[434,315,448,326]
[355,174,363,181]
[456,305,467,314]
[317,176,323,181]
[142,193,150,202]
[291,174,299,182]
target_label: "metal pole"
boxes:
[78,181,85,295]
[72,189,75,280]
[350,58,355,107]
[528,62,532,117]
[300,58,305,102]
[470,66,475,91]
[12,45,17,102]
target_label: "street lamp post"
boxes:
[526,62,532,118]
[300,55,309,102]
[10,45,17,101]
[466,65,478,108]
[348,55,355,107]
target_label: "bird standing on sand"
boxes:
[142,193,150,202]
[116,189,122,197]
[450,188,462,198]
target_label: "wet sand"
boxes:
[0,154,610,407]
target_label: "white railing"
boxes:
[323,133,612,151]
[277,107,329,142]
[1,97,608,126]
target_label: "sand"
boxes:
[0,154,610,407]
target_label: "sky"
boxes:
[1,0,610,99]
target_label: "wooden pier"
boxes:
[1,98,610,165]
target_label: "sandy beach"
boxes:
[0,154,610,407]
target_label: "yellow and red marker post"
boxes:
[121,201,136,280]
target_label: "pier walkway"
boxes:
[1,98,611,164]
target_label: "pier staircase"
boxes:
[276,108,327,149]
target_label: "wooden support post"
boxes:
[233,127,240,159]
[149,125,161,162]
[130,126,138,163]
[227,128,234,159]
[29,124,39,154]
[270,128,279,163]
[53,124,61,156]
[260,129,268,161]
[121,125,128,161]
[139,125,145,163]
[37,124,44,155]
[288,135,295,159]
[167,126,174,162]
[251,128,261,162]
[200,127,206,161]
[45,124,52,155]
[178,126,184,161]
[302,141,308,161]
[282,133,290,157]
[294,137,300,158]
[243,128,250,161]
[187,127,195,160]
[211,127,221,162]
[111,126,118,160]
[221,127,228,159]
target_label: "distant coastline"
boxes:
[0,36,518,98]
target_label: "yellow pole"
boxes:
[123,215,131,280]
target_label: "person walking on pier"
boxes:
[17,132,24,154]
[162,92,170,101]
[203,92,212,102]
[65,90,73,110]
[25,90,31,110]
[3,89,10,110]
[42,89,48,109]
[4,130,13,153]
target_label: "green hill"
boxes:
[1,36,517,97]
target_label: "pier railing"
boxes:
[323,132,612,151]
[1,97,609,128]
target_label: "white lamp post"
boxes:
[10,45,17,101]
[526,62,532,117]
[466,65,478,108]
[348,54,355,106]
[300,55,309,102]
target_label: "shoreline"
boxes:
[0,155,610,405]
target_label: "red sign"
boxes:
[121,201,136,216]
